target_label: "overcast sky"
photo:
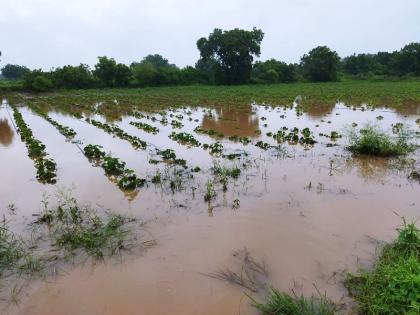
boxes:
[1,0,419,70]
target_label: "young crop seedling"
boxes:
[169,132,201,146]
[129,121,159,134]
[204,180,216,202]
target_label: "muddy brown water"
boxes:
[1,99,419,314]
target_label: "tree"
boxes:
[196,28,264,85]
[93,56,130,87]
[131,61,157,86]
[142,54,176,69]
[390,42,420,76]
[52,64,94,89]
[114,63,132,87]
[1,64,30,80]
[300,46,340,82]
[24,70,53,92]
[252,59,297,83]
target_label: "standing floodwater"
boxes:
[1,100,419,315]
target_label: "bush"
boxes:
[32,76,53,92]
[347,126,415,157]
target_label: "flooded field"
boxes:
[1,97,419,314]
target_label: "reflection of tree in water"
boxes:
[201,105,259,137]
[0,118,14,146]
[393,103,420,117]
[305,103,336,118]
[346,156,391,181]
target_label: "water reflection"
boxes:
[201,105,259,137]
[0,118,14,147]
[305,103,335,118]
[346,156,391,181]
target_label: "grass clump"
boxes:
[344,221,420,315]
[347,126,415,157]
[35,196,136,259]
[252,288,336,315]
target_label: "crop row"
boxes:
[86,119,147,149]
[12,107,57,184]
[129,121,159,134]
[83,144,145,190]
[29,105,77,139]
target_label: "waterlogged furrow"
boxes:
[11,106,57,184]
[86,118,147,149]
[29,105,77,139]
[83,144,145,190]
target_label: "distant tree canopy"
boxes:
[93,56,132,88]
[2,29,419,92]
[251,59,297,84]
[197,28,264,85]
[52,64,94,89]
[341,43,420,77]
[1,64,30,80]
[301,46,340,82]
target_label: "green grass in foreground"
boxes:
[345,222,420,315]
[348,126,416,157]
[0,195,136,286]
[252,288,336,315]
[4,80,420,119]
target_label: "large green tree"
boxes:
[52,64,94,89]
[93,56,131,87]
[196,28,264,85]
[1,64,30,80]
[300,46,340,82]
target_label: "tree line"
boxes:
[1,28,420,92]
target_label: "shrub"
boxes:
[347,126,415,157]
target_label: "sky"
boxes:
[1,0,420,70]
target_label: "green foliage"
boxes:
[197,27,264,84]
[345,222,420,315]
[1,64,30,80]
[84,144,106,159]
[23,70,54,92]
[52,64,95,89]
[35,196,136,259]
[129,121,159,134]
[301,46,340,82]
[102,156,126,176]
[88,119,147,149]
[169,131,201,146]
[83,144,145,191]
[348,125,415,157]
[252,288,336,315]
[93,56,131,88]
[12,106,57,183]
[131,61,158,86]
[30,105,76,138]
[204,180,216,202]
[252,59,297,83]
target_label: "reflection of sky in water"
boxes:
[0,117,14,147]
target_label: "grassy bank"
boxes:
[345,222,420,315]
[4,80,420,118]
